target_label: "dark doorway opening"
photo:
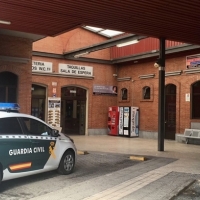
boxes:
[191,81,200,119]
[0,72,18,103]
[61,86,86,135]
[31,84,46,121]
[165,84,176,140]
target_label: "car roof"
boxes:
[0,111,30,118]
[0,111,51,127]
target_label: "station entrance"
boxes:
[61,86,86,135]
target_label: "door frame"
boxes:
[61,85,88,135]
[165,84,176,140]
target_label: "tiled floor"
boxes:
[28,135,200,200]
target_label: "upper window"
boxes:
[0,117,22,134]
[121,88,128,100]
[20,117,52,136]
[192,81,200,119]
[143,86,151,99]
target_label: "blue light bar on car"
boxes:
[0,103,20,110]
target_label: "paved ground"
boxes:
[0,135,200,200]
[172,180,200,200]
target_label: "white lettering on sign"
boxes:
[33,147,45,153]
[9,148,32,156]
[9,147,45,156]
[59,63,93,77]
[32,61,53,73]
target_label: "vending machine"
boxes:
[108,106,119,136]
[118,106,139,137]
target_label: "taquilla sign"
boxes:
[59,63,93,77]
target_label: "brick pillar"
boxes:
[0,34,32,114]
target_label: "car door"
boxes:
[19,117,57,171]
[0,117,32,180]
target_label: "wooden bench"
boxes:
[180,129,200,144]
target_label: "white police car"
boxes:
[0,103,77,183]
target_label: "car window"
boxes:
[0,117,23,134]
[20,117,52,136]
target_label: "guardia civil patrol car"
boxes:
[0,103,77,183]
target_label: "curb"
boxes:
[129,155,147,161]
[169,179,196,200]
[77,150,89,155]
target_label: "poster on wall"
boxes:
[93,85,117,95]
[186,54,200,69]
[48,97,61,128]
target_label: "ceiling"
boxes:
[0,1,200,44]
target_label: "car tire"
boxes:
[57,150,75,175]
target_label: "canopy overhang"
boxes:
[0,1,199,44]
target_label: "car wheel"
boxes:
[57,150,75,175]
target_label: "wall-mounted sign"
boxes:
[185,93,190,102]
[59,63,93,77]
[70,90,76,93]
[52,88,56,94]
[52,82,57,86]
[93,85,117,95]
[186,54,200,69]
[32,61,53,73]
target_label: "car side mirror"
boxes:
[51,129,60,137]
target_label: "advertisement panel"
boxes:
[123,107,129,128]
[93,85,117,95]
[118,107,124,135]
[48,97,61,128]
[186,54,200,69]
[130,107,139,137]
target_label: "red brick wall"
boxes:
[32,28,118,130]
[2,29,200,136]
[32,29,200,135]
[33,28,111,60]
[117,50,200,134]
[0,35,32,114]
[32,58,117,129]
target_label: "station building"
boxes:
[1,27,200,140]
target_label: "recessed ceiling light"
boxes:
[116,39,139,47]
